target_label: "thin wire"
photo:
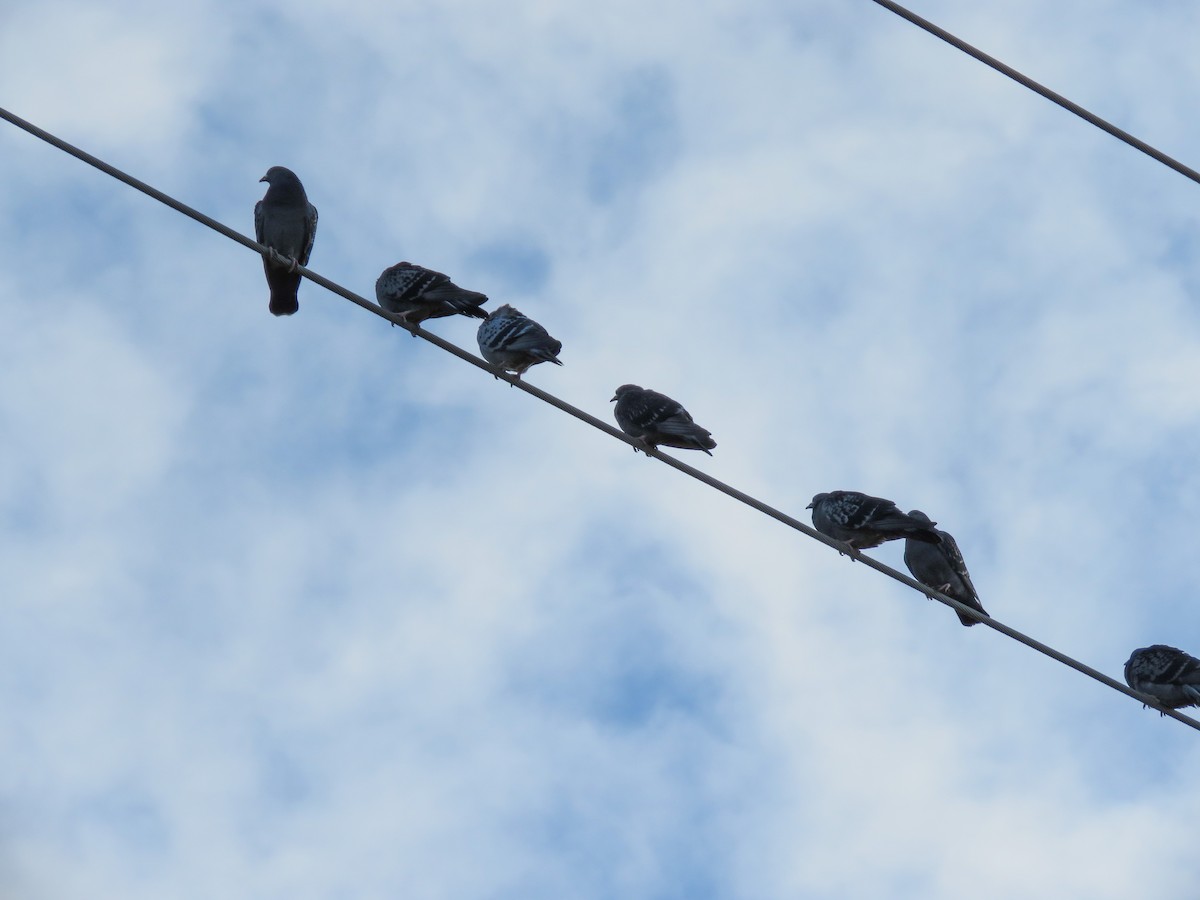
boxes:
[3,103,1196,731]
[868,0,1200,187]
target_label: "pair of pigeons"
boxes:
[375,261,564,378]
[254,167,563,378]
[808,490,988,628]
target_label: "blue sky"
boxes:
[3,1,1200,897]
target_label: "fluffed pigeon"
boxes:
[1124,645,1200,712]
[611,384,716,456]
[375,262,488,332]
[807,491,942,553]
[903,510,988,626]
[254,166,318,316]
[477,304,563,377]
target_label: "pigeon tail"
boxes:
[447,291,490,319]
[269,294,299,317]
[954,601,989,627]
[458,303,489,320]
[265,268,301,316]
[873,513,942,545]
[422,284,488,319]
[907,528,943,545]
[651,433,716,455]
[651,425,716,455]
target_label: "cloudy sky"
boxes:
[3,0,1200,897]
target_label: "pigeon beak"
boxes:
[805,502,814,509]
[609,395,617,403]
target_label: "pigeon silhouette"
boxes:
[376,262,488,332]
[477,305,562,377]
[807,491,942,553]
[1124,645,1200,712]
[903,510,988,626]
[611,384,716,456]
[254,166,317,316]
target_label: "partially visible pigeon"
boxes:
[254,166,318,316]
[1124,645,1200,711]
[903,510,988,626]
[375,262,488,332]
[477,305,563,377]
[610,384,716,456]
[807,491,942,553]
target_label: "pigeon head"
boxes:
[611,384,643,403]
[806,492,831,510]
[906,509,933,523]
[484,304,520,323]
[260,166,300,186]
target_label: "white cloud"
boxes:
[0,2,229,158]
[4,0,1200,897]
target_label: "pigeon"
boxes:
[807,491,942,553]
[477,305,563,377]
[610,384,716,456]
[902,510,988,626]
[375,262,488,332]
[254,166,318,316]
[1124,645,1200,712]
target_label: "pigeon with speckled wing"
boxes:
[610,384,716,455]
[477,305,562,377]
[1124,645,1200,711]
[254,167,318,316]
[807,491,942,552]
[903,510,988,626]
[375,262,488,331]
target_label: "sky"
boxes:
[2,0,1200,897]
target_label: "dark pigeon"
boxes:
[611,384,716,456]
[375,262,488,332]
[477,304,562,377]
[254,166,318,316]
[807,490,942,553]
[903,510,988,626]
[1124,645,1200,712]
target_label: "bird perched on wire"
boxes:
[611,385,716,456]
[477,305,563,378]
[375,262,488,332]
[902,510,988,626]
[807,491,942,554]
[254,166,318,316]
[1124,645,1200,712]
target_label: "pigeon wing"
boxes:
[399,266,451,303]
[654,411,704,436]
[939,532,978,599]
[637,391,688,428]
[831,492,894,529]
[299,202,318,266]
[502,320,561,355]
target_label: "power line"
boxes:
[2,103,1195,732]
[868,0,1200,186]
